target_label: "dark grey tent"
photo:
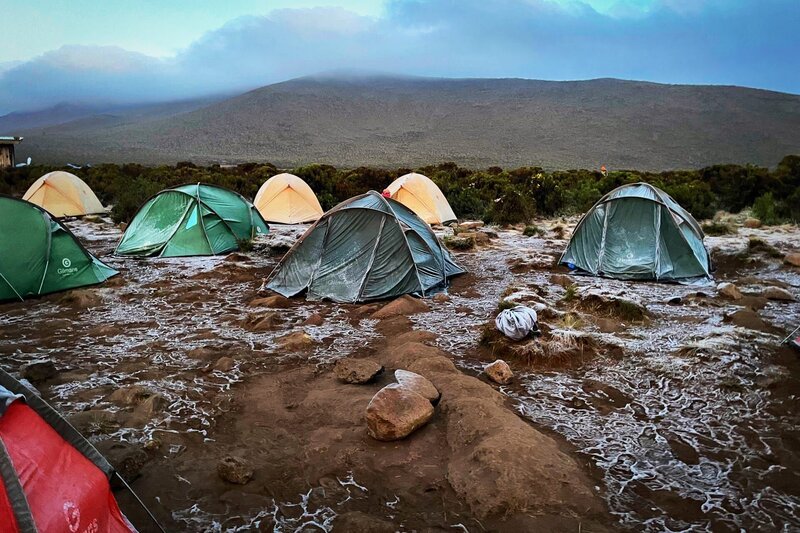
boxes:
[559,182,711,281]
[267,191,465,302]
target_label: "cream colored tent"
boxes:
[384,173,457,225]
[22,171,106,217]
[254,173,324,224]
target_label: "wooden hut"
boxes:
[0,137,22,168]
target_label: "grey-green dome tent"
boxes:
[267,190,465,303]
[559,183,711,281]
[0,195,117,302]
[116,183,268,257]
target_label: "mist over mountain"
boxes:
[8,74,800,170]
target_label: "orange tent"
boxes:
[254,173,323,224]
[22,171,105,217]
[384,173,456,225]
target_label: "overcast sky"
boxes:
[1,0,797,114]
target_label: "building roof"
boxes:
[0,136,23,145]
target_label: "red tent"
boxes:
[0,369,148,532]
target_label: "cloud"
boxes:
[0,0,798,114]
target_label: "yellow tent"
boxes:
[384,173,457,225]
[254,173,324,224]
[22,171,106,217]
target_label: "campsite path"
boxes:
[0,217,798,532]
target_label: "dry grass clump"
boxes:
[444,234,476,250]
[746,237,783,258]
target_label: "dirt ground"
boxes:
[1,217,799,532]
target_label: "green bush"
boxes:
[751,192,782,225]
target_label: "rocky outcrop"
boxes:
[334,358,383,384]
[484,360,513,385]
[365,384,435,441]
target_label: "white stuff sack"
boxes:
[495,305,538,341]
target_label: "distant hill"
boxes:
[10,75,800,170]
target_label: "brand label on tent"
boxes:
[58,257,78,276]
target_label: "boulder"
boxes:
[743,218,762,228]
[784,253,800,267]
[395,369,440,403]
[278,331,315,351]
[365,384,434,441]
[763,287,796,301]
[484,360,513,385]
[334,358,383,384]
[242,312,284,332]
[248,295,292,308]
[213,357,236,372]
[371,295,430,319]
[717,282,743,300]
[94,441,148,481]
[19,359,57,382]
[217,456,253,484]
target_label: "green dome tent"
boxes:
[0,196,117,302]
[267,190,465,303]
[116,183,269,257]
[559,182,711,281]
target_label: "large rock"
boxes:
[217,456,254,484]
[484,360,513,385]
[458,221,484,230]
[724,309,778,334]
[717,282,743,300]
[763,287,796,301]
[784,253,800,267]
[395,369,440,403]
[334,358,383,384]
[372,295,430,319]
[19,359,57,382]
[365,384,434,441]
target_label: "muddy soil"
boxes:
[1,217,799,532]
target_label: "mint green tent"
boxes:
[116,183,268,257]
[0,195,117,302]
[267,191,465,303]
[559,183,711,281]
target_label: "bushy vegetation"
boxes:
[1,155,798,225]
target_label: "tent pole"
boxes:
[114,472,166,533]
[781,324,800,345]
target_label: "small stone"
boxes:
[119,222,128,232]
[365,384,434,441]
[217,456,254,484]
[242,312,284,332]
[248,295,292,308]
[763,287,795,301]
[549,274,574,289]
[717,282,743,300]
[334,358,383,384]
[107,386,157,406]
[19,359,57,382]
[431,293,450,303]
[665,295,683,305]
[303,313,324,326]
[394,370,440,403]
[484,360,514,385]
[371,295,429,319]
[278,331,315,351]
[743,218,762,228]
[132,394,168,420]
[213,357,236,372]
[783,253,800,267]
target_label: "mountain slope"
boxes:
[15,75,800,170]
